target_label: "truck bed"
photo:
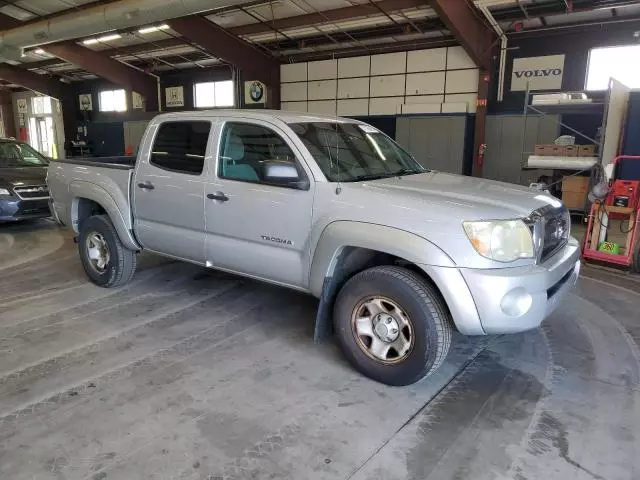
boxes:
[47,156,136,234]
[55,156,135,169]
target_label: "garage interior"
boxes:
[1,0,640,479]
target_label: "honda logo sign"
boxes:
[511,55,565,91]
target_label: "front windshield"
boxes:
[0,142,48,168]
[289,122,425,182]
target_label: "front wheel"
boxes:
[78,214,137,288]
[333,266,452,386]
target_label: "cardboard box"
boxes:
[562,175,589,194]
[534,144,554,156]
[562,190,587,210]
[578,145,596,157]
[563,145,579,157]
[550,145,564,156]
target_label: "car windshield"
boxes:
[289,122,425,182]
[0,141,48,168]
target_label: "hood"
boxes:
[0,167,48,187]
[360,171,560,219]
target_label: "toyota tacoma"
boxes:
[47,110,580,386]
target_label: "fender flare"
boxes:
[309,221,456,342]
[69,181,139,250]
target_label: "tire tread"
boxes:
[352,266,452,374]
[80,215,137,288]
[334,265,453,385]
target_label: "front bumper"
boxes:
[422,237,581,335]
[0,197,51,221]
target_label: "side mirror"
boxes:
[263,160,310,190]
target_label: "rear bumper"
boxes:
[421,237,581,335]
[0,197,51,221]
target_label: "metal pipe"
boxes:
[0,0,250,61]
[508,15,640,35]
[479,6,507,102]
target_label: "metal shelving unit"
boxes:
[521,85,606,167]
[520,84,609,219]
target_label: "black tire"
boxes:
[78,214,137,288]
[333,266,452,386]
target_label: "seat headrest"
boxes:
[226,135,245,162]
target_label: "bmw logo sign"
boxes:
[249,81,264,102]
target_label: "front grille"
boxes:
[540,207,569,263]
[13,185,49,199]
[16,199,49,217]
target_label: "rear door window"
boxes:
[150,121,211,175]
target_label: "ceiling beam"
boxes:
[166,15,279,85]
[21,38,189,71]
[230,0,426,36]
[0,13,22,30]
[41,41,158,109]
[286,36,457,62]
[491,0,639,22]
[427,0,495,70]
[261,17,444,51]
[0,63,70,98]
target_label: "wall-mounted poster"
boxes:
[511,55,565,92]
[16,98,28,114]
[79,94,93,111]
[245,80,266,105]
[165,86,184,107]
[132,91,144,109]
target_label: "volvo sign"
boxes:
[511,54,565,91]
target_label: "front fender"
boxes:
[69,181,139,250]
[309,221,455,297]
[308,221,462,342]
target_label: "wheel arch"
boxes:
[70,183,139,250]
[310,221,456,342]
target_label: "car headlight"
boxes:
[0,188,11,196]
[463,219,534,262]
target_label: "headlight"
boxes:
[463,219,534,262]
[0,188,11,196]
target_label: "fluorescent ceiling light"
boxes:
[138,24,169,34]
[83,33,121,44]
[97,33,122,42]
[34,48,45,55]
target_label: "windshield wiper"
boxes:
[346,172,393,182]
[394,168,426,177]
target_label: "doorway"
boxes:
[29,116,55,158]
[27,96,57,159]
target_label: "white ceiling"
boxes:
[0,0,98,20]
[4,0,636,82]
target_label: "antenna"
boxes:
[334,53,342,195]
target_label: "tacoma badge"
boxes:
[261,235,293,246]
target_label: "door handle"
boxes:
[137,181,155,190]
[207,192,229,202]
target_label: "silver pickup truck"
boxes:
[48,110,580,386]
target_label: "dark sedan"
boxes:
[0,139,51,221]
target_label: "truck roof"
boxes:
[152,109,366,125]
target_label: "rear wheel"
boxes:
[78,215,136,287]
[333,266,452,386]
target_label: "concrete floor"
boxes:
[1,220,639,480]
